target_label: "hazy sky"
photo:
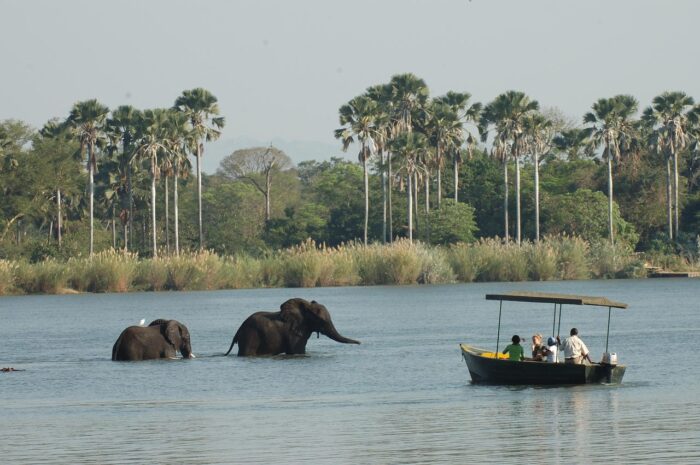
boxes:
[2,0,699,171]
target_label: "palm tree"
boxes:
[642,91,695,239]
[480,91,539,244]
[335,95,380,245]
[162,110,192,256]
[173,88,225,250]
[132,109,170,257]
[523,112,553,241]
[425,100,460,209]
[433,92,482,204]
[366,83,394,242]
[584,95,638,246]
[67,99,110,256]
[106,105,142,251]
[390,132,428,243]
[389,73,429,133]
[553,128,594,160]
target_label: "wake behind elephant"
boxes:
[225,298,360,356]
[112,319,194,361]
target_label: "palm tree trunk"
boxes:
[534,153,540,242]
[516,157,521,245]
[56,188,62,249]
[151,160,158,257]
[607,156,614,246]
[503,161,509,242]
[413,172,419,234]
[381,150,387,243]
[127,164,133,251]
[363,156,369,245]
[112,203,117,249]
[454,157,459,203]
[174,165,180,256]
[165,176,170,254]
[388,152,393,243]
[407,172,413,242]
[436,147,442,208]
[673,151,680,238]
[196,142,203,250]
[88,145,94,256]
[425,170,430,214]
[666,157,673,240]
[265,170,272,222]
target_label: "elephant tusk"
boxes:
[189,353,196,359]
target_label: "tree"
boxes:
[642,91,696,240]
[174,88,225,249]
[480,91,539,244]
[523,112,554,241]
[426,199,477,244]
[162,110,192,256]
[553,128,594,161]
[390,132,428,242]
[335,95,380,245]
[132,109,170,256]
[584,95,638,246]
[218,146,293,223]
[433,91,482,204]
[106,105,142,251]
[542,189,638,248]
[67,99,110,256]
[365,84,393,243]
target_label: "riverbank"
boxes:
[0,237,696,295]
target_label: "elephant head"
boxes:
[280,298,360,345]
[157,320,194,359]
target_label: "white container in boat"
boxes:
[602,352,617,365]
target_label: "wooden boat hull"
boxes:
[460,344,625,385]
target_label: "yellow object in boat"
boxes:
[481,352,509,359]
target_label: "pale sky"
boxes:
[2,0,699,171]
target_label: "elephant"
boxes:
[112,319,194,361]
[225,298,360,356]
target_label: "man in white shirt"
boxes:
[560,328,592,364]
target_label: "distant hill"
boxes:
[202,136,349,173]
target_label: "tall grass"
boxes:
[0,260,17,295]
[0,237,684,295]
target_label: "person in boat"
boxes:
[544,336,559,362]
[531,333,545,361]
[560,328,592,364]
[502,335,525,361]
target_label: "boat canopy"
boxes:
[485,291,628,309]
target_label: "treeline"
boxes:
[1,76,700,267]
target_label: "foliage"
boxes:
[425,199,477,244]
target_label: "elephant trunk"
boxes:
[323,322,360,345]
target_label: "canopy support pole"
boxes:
[556,303,563,363]
[495,300,503,356]
[605,306,612,353]
[552,303,557,340]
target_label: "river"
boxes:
[1,279,699,464]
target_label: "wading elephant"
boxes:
[112,319,194,361]
[225,298,360,356]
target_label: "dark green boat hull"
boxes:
[461,344,626,385]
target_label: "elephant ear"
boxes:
[163,321,181,348]
[280,298,306,330]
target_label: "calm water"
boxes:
[1,279,699,464]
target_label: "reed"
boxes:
[545,234,590,280]
[524,241,558,281]
[77,250,138,292]
[0,260,17,295]
[16,259,68,294]
[135,257,169,291]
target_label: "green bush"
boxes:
[16,259,68,294]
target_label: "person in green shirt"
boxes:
[503,335,525,361]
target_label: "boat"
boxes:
[460,291,628,385]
